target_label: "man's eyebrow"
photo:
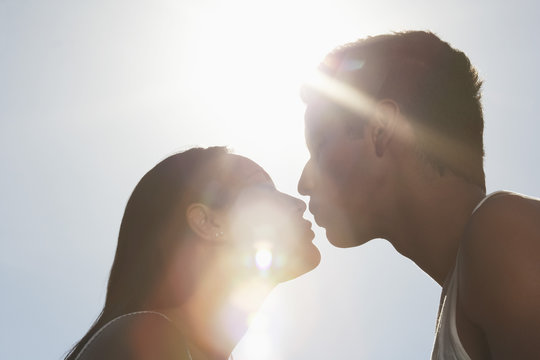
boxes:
[305,105,322,123]
[304,123,322,151]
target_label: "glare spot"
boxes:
[340,58,365,71]
[255,248,273,270]
[230,281,271,313]
[236,312,276,360]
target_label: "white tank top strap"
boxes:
[74,311,174,360]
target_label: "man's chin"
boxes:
[325,228,369,248]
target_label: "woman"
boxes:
[65,146,320,360]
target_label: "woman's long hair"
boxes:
[65,146,232,360]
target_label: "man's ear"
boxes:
[186,203,225,242]
[371,99,400,157]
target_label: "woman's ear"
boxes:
[186,203,225,242]
[371,99,400,157]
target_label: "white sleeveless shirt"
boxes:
[431,191,508,360]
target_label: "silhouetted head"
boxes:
[66,147,319,360]
[110,147,320,310]
[299,31,485,247]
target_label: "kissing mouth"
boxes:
[308,202,323,221]
[302,220,316,241]
[308,202,317,217]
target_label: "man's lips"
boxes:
[308,203,317,216]
[308,203,322,224]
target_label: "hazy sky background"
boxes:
[1,0,539,359]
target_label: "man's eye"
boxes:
[313,138,328,159]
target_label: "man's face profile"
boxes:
[298,100,382,248]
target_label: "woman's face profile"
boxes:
[222,155,321,282]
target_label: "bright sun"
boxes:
[175,0,366,157]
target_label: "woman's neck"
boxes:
[160,273,275,360]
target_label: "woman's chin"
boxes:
[276,248,321,283]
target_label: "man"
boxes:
[298,31,540,359]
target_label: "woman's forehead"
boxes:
[223,154,273,186]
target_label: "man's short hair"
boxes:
[303,31,485,191]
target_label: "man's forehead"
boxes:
[304,100,351,129]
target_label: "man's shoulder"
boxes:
[464,191,540,248]
[458,190,540,327]
[460,190,540,273]
[457,191,540,357]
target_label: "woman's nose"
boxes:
[291,196,307,213]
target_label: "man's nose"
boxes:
[298,160,314,196]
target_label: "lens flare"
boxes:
[303,68,376,118]
[255,248,273,270]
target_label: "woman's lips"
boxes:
[300,219,315,240]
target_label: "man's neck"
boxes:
[386,175,485,286]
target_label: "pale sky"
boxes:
[1,0,539,359]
